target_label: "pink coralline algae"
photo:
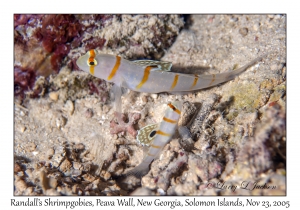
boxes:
[14,15,109,99]
[14,66,37,99]
[14,14,184,100]
[87,80,108,102]
[110,112,141,137]
[16,15,83,72]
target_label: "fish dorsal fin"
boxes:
[136,123,160,146]
[133,60,172,71]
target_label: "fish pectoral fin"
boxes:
[111,84,123,113]
[111,76,129,113]
[133,60,172,71]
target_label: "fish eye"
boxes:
[149,130,157,138]
[87,58,97,66]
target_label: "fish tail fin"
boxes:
[185,53,268,91]
[224,53,268,81]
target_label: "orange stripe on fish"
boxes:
[163,116,177,124]
[170,74,179,90]
[208,74,216,86]
[167,103,181,115]
[190,74,199,89]
[136,66,153,89]
[107,56,121,80]
[150,144,161,149]
[156,130,171,137]
[88,49,96,75]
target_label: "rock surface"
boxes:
[14,14,286,195]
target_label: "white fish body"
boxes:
[76,50,265,94]
[127,101,182,177]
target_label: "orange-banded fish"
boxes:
[126,101,182,177]
[76,50,265,94]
